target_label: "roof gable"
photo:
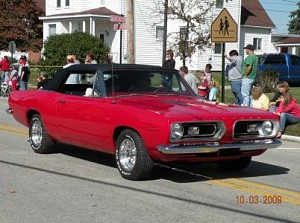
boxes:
[241,0,275,28]
[44,7,118,18]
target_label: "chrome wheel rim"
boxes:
[31,119,43,148]
[119,138,137,171]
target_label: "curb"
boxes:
[281,135,300,142]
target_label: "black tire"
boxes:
[217,157,252,171]
[115,129,154,180]
[29,114,56,154]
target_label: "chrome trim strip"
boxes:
[157,139,282,154]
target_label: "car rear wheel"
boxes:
[116,129,154,180]
[217,157,252,171]
[29,114,56,154]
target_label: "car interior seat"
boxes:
[83,87,99,97]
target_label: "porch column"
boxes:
[82,20,86,33]
[292,46,296,54]
[69,21,72,33]
[92,19,96,36]
[89,17,93,34]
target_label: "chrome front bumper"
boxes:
[157,139,282,154]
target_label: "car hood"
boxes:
[114,95,277,121]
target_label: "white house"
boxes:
[39,0,276,71]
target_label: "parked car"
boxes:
[258,53,300,86]
[8,64,281,180]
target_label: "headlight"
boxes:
[259,121,274,136]
[171,123,184,140]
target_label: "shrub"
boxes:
[256,69,279,93]
[41,32,110,66]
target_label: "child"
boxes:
[37,71,49,89]
[204,64,213,83]
[197,70,209,99]
[9,65,19,91]
[208,80,220,102]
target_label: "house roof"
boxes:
[241,0,275,28]
[43,7,119,19]
[274,37,300,44]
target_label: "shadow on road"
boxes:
[55,143,290,183]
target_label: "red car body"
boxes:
[8,64,281,180]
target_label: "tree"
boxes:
[42,32,110,66]
[288,2,300,34]
[0,0,43,51]
[166,0,214,66]
[157,0,232,66]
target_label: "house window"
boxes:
[57,0,61,7]
[66,0,70,7]
[253,38,262,50]
[156,26,164,41]
[100,33,105,44]
[214,43,222,54]
[49,24,56,36]
[216,0,223,9]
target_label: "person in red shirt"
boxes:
[197,70,209,99]
[275,91,300,138]
[0,56,11,83]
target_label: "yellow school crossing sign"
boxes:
[211,8,237,42]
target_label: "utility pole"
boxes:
[127,0,135,64]
[162,0,168,66]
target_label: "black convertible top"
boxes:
[47,64,177,91]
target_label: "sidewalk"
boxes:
[281,134,300,142]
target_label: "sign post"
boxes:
[8,41,16,61]
[110,15,126,64]
[211,8,238,102]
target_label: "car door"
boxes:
[56,94,108,149]
[55,71,110,150]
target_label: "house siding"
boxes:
[41,0,275,70]
[240,27,272,58]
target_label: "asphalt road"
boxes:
[0,97,300,223]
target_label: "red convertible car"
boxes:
[8,64,281,180]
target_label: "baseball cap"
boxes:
[243,44,254,50]
[20,55,27,60]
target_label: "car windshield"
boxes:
[95,69,196,97]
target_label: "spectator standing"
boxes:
[64,55,80,84]
[208,80,220,102]
[197,70,209,99]
[204,64,213,83]
[225,50,243,105]
[163,49,175,69]
[250,86,270,111]
[275,91,300,138]
[19,58,30,90]
[241,44,258,106]
[85,53,97,64]
[0,56,10,83]
[179,66,199,94]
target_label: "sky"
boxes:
[260,0,298,34]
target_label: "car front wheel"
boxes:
[29,114,56,154]
[116,129,154,180]
[217,156,252,171]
